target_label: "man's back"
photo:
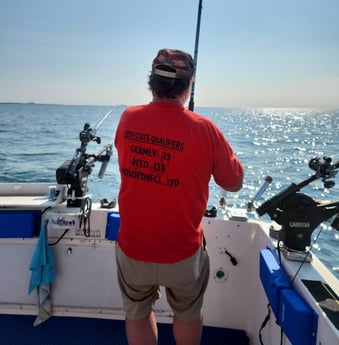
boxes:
[115,101,243,263]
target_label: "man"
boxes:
[114,48,243,345]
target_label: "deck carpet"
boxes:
[0,314,249,345]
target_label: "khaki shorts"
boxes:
[115,243,210,321]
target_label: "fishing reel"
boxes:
[256,156,339,253]
[79,123,101,146]
[308,156,337,188]
[56,122,112,207]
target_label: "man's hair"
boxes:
[148,66,191,99]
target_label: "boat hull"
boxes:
[0,183,338,345]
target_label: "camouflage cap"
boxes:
[152,49,194,79]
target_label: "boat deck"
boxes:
[0,314,249,345]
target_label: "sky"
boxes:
[1,0,339,108]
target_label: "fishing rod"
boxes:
[188,0,203,111]
[56,106,121,207]
[188,1,231,208]
[92,105,119,132]
[188,1,233,209]
[188,2,228,210]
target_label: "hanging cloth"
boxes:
[28,220,56,326]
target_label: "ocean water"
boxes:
[0,103,338,277]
